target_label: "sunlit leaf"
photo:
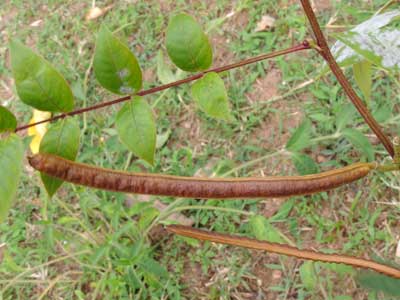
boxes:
[27,109,51,154]
[191,72,231,121]
[94,24,142,95]
[0,134,24,222]
[115,96,156,165]
[166,13,213,72]
[39,118,80,197]
[353,60,372,103]
[0,106,17,133]
[342,128,374,161]
[249,215,283,243]
[9,39,74,112]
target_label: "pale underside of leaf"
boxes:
[331,10,400,70]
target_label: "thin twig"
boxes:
[300,0,394,157]
[167,225,400,279]
[14,43,310,132]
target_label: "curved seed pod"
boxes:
[28,153,374,199]
[167,225,400,279]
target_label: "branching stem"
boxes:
[14,42,310,132]
[300,0,394,157]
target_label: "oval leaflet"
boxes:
[39,118,80,197]
[191,72,232,121]
[115,96,156,165]
[9,39,74,112]
[166,14,213,72]
[94,25,142,95]
[0,106,17,133]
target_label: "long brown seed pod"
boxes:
[167,225,400,279]
[29,153,374,199]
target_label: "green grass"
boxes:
[1,0,400,299]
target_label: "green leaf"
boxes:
[285,119,312,152]
[373,104,392,123]
[249,215,266,240]
[139,256,169,288]
[0,106,17,133]
[138,207,159,231]
[299,261,317,291]
[320,262,354,276]
[156,129,171,149]
[291,152,319,175]
[156,50,176,84]
[353,60,372,104]
[9,39,74,112]
[140,257,168,278]
[39,118,80,197]
[115,96,156,165]
[356,271,400,297]
[249,215,283,243]
[191,72,231,121]
[333,296,353,300]
[336,104,356,131]
[166,13,213,72]
[342,128,374,161]
[0,134,24,222]
[270,199,295,222]
[94,24,142,95]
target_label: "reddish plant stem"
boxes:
[300,0,394,157]
[15,42,310,132]
[167,225,400,279]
